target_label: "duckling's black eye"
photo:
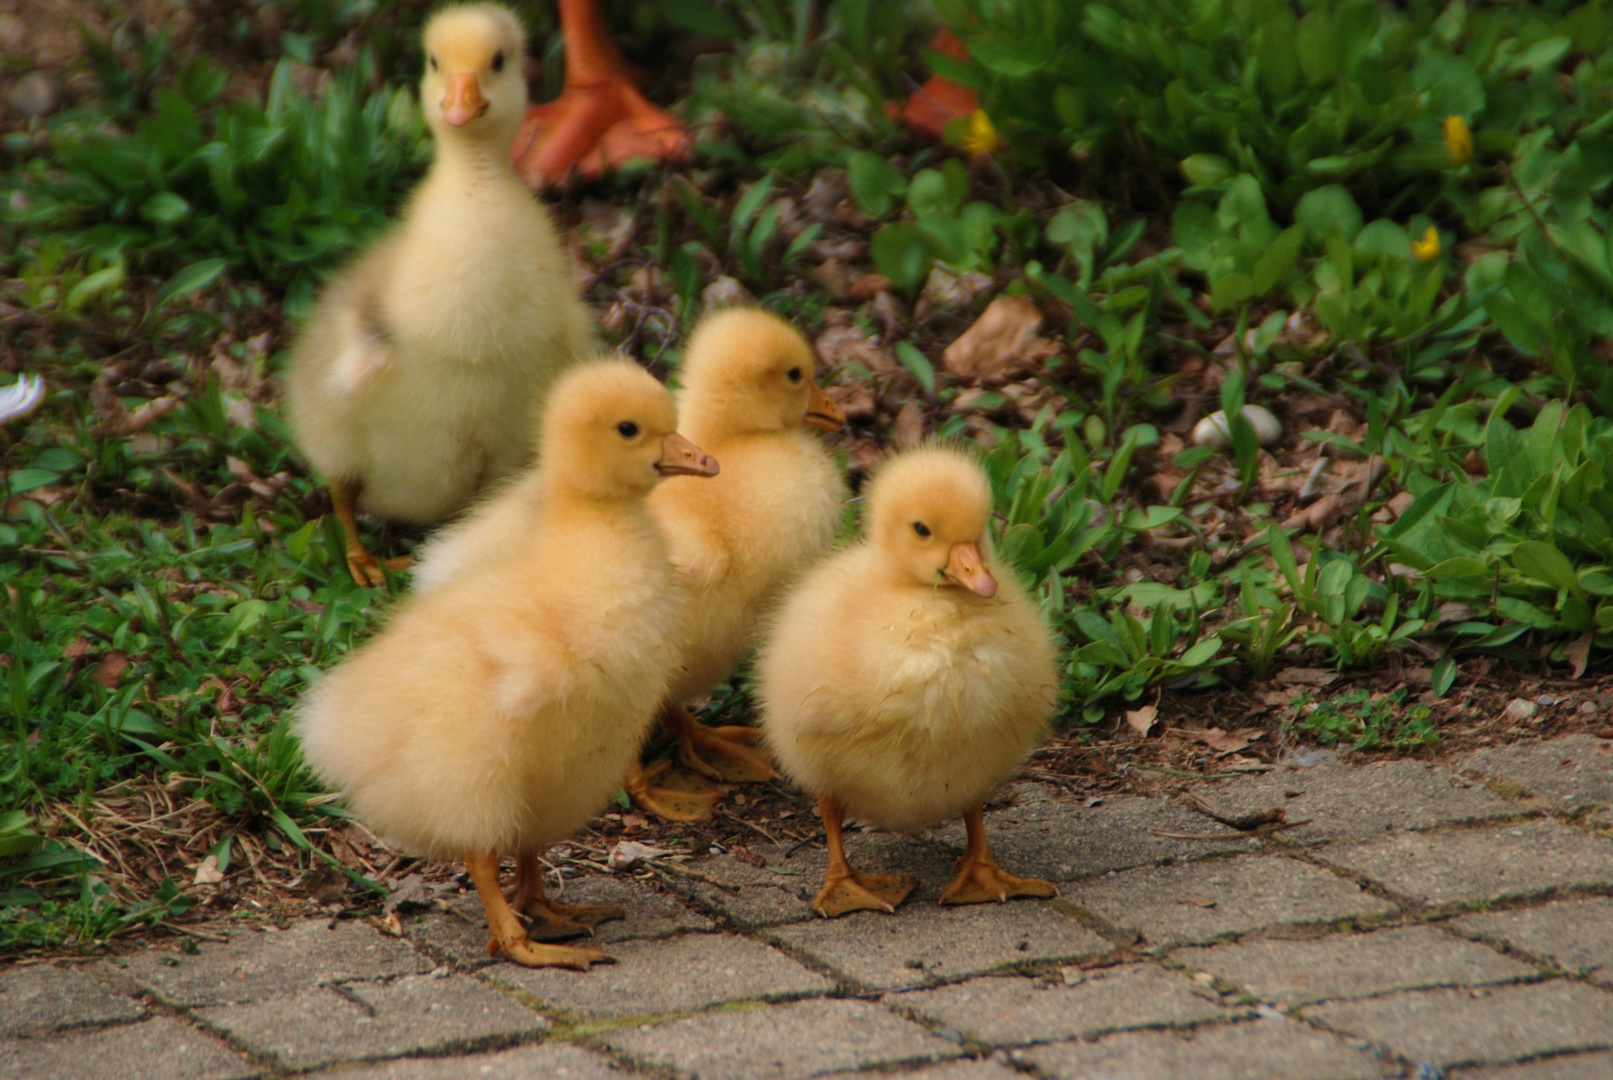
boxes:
[787,367,803,383]
[492,50,505,72]
[617,421,639,439]
[429,54,438,72]
[913,521,931,538]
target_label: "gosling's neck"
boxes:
[424,132,526,202]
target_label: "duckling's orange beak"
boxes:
[656,432,720,478]
[943,542,997,598]
[442,73,489,127]
[804,382,847,432]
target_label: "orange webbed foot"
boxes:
[628,759,722,823]
[940,860,1056,906]
[812,870,916,919]
[489,932,615,969]
[520,898,626,942]
[662,705,774,783]
[510,0,689,189]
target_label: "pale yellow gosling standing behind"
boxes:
[296,360,717,969]
[413,309,848,821]
[285,3,593,586]
[758,446,1059,918]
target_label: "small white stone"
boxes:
[1192,405,1282,447]
[1502,698,1540,723]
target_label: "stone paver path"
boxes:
[8,734,1613,1078]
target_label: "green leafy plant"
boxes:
[7,53,428,312]
[1289,687,1439,749]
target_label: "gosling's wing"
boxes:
[326,280,396,396]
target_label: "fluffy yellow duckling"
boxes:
[412,309,846,818]
[630,308,846,817]
[758,446,1060,918]
[296,360,717,969]
[285,2,592,586]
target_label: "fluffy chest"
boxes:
[863,601,1036,728]
[383,186,570,363]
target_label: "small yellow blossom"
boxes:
[1413,225,1441,262]
[1444,115,1474,166]
[959,109,1000,157]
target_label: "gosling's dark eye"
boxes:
[787,367,803,383]
[429,54,438,72]
[913,521,931,538]
[617,421,639,439]
[492,50,505,72]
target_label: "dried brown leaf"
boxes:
[1124,704,1158,738]
[891,400,926,447]
[93,651,130,689]
[1566,631,1593,679]
[941,296,1060,384]
[815,324,894,374]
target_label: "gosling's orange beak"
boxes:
[804,381,847,432]
[943,541,997,598]
[656,432,720,478]
[441,73,488,127]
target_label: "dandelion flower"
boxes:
[1444,115,1473,166]
[1413,226,1441,262]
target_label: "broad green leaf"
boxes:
[155,258,227,308]
[1511,541,1581,594]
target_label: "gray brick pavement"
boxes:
[13,736,1613,1080]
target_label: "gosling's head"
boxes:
[678,308,845,436]
[421,3,528,145]
[865,445,998,597]
[541,359,719,502]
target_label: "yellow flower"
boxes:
[1413,225,1441,262]
[959,109,1000,157]
[1444,115,1474,166]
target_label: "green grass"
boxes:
[6,0,1613,952]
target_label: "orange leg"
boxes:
[940,803,1057,906]
[329,476,410,588]
[467,851,613,969]
[511,0,691,189]
[626,759,722,823]
[811,795,915,918]
[889,29,979,139]
[663,703,774,784]
[508,853,625,941]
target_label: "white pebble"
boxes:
[1192,405,1281,447]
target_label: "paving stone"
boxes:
[1023,1015,1395,1080]
[494,932,831,1019]
[1452,898,1613,983]
[1178,925,1537,1006]
[0,1016,256,1080]
[1451,1051,1613,1079]
[1319,818,1613,907]
[826,1059,1022,1079]
[1306,980,1613,1068]
[1464,735,1613,813]
[769,901,1110,991]
[123,918,429,1006]
[0,964,145,1038]
[892,965,1234,1046]
[193,974,544,1071]
[408,875,714,971]
[602,997,960,1079]
[1197,759,1515,844]
[929,788,1256,883]
[674,831,956,928]
[308,1042,630,1079]
[1065,855,1396,946]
